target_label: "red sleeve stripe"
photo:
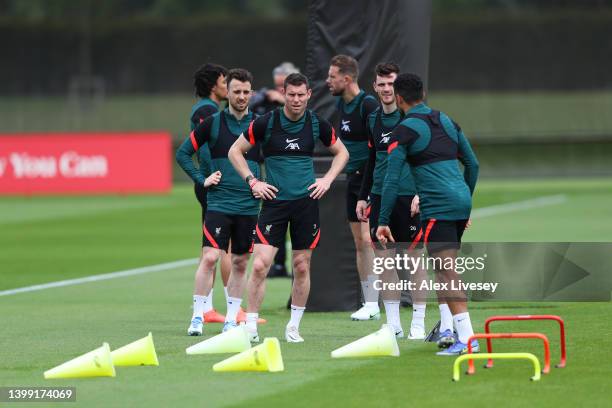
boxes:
[387,141,398,154]
[248,121,256,145]
[190,131,199,150]
[423,219,437,244]
[309,230,321,249]
[330,127,337,145]
[255,225,270,245]
[203,225,219,249]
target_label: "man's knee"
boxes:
[201,249,219,269]
[231,255,248,273]
[293,255,310,278]
[252,256,272,278]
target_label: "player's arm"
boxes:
[309,120,348,199]
[456,126,479,195]
[356,125,376,221]
[230,118,278,200]
[175,117,221,187]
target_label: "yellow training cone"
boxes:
[111,332,159,366]
[213,337,284,372]
[331,324,400,358]
[186,324,251,355]
[44,343,115,379]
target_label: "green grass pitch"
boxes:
[1,178,611,407]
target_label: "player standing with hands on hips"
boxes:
[229,73,349,343]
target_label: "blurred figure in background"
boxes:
[250,62,301,278]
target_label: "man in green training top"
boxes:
[228,73,349,343]
[355,62,429,339]
[326,55,380,321]
[177,68,262,336]
[178,63,232,324]
[377,73,480,355]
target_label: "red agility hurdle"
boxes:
[485,315,566,368]
[466,333,551,374]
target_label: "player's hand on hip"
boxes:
[251,181,278,200]
[376,225,395,248]
[356,200,369,222]
[308,177,331,199]
[410,195,420,217]
[204,171,222,188]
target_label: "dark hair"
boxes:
[284,72,310,89]
[330,54,359,79]
[375,62,400,77]
[393,73,424,103]
[227,68,253,87]
[193,63,228,98]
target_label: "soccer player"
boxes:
[178,63,232,324]
[377,73,480,355]
[249,61,301,278]
[356,62,428,338]
[178,68,261,336]
[228,73,349,343]
[326,55,380,320]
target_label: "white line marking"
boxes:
[472,194,566,219]
[0,258,198,297]
[0,194,568,298]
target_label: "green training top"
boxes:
[380,103,479,223]
[244,108,336,201]
[177,108,261,215]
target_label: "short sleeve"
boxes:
[242,114,270,145]
[387,123,419,154]
[318,118,337,147]
[191,116,214,150]
[191,105,218,128]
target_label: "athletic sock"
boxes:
[204,289,214,313]
[225,296,242,323]
[365,274,380,303]
[287,305,306,329]
[453,312,474,344]
[365,301,379,310]
[411,303,426,332]
[439,303,453,333]
[246,313,259,332]
[192,295,208,319]
[383,300,401,330]
[223,286,228,300]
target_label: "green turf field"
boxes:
[1,178,611,407]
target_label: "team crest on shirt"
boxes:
[341,120,351,132]
[215,227,221,236]
[285,138,300,150]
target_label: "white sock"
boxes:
[453,312,474,344]
[383,300,401,330]
[246,313,259,332]
[366,274,380,303]
[225,296,242,323]
[360,280,369,301]
[192,295,208,319]
[287,305,306,329]
[204,289,213,313]
[365,301,379,310]
[439,303,453,333]
[223,286,228,300]
[411,303,426,332]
